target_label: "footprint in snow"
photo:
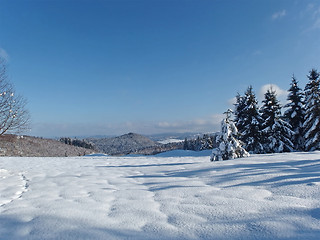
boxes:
[0,169,29,207]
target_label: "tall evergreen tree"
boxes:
[238,86,265,153]
[260,89,294,153]
[201,134,213,150]
[234,92,246,134]
[283,75,305,150]
[303,69,320,151]
[195,136,202,151]
[211,109,249,161]
[183,138,188,150]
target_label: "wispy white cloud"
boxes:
[301,3,320,31]
[31,115,224,137]
[258,84,288,105]
[228,97,237,106]
[310,4,320,18]
[0,48,9,61]
[312,18,320,29]
[252,50,262,56]
[306,3,315,12]
[310,6,320,30]
[259,84,287,97]
[271,10,287,20]
[155,114,223,133]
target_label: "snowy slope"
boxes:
[0,152,320,239]
[157,138,184,144]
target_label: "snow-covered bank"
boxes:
[0,152,320,239]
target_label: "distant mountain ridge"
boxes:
[87,133,163,155]
[86,132,217,156]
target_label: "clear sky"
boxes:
[1,0,320,137]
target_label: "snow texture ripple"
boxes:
[0,152,320,239]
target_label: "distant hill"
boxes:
[87,133,164,155]
[148,132,205,142]
[86,132,218,156]
[0,135,95,157]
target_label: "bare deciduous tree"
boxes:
[0,57,30,136]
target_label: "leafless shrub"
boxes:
[0,57,30,136]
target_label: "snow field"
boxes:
[0,152,320,239]
[0,169,28,207]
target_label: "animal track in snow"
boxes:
[0,169,29,207]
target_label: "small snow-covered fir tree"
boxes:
[303,69,320,151]
[283,75,305,150]
[238,86,265,153]
[260,89,294,153]
[210,109,249,161]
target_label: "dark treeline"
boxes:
[183,134,218,151]
[60,138,95,150]
[59,134,218,156]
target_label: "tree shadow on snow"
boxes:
[221,159,320,188]
[96,162,195,169]
[0,214,195,240]
[126,156,320,189]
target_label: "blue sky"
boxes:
[1,0,320,137]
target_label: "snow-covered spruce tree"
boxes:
[303,69,320,151]
[195,136,202,151]
[238,86,265,153]
[234,93,245,131]
[260,88,294,153]
[283,75,305,151]
[183,138,188,150]
[210,109,249,161]
[202,134,214,150]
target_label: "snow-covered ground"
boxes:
[0,151,320,239]
[157,138,184,144]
